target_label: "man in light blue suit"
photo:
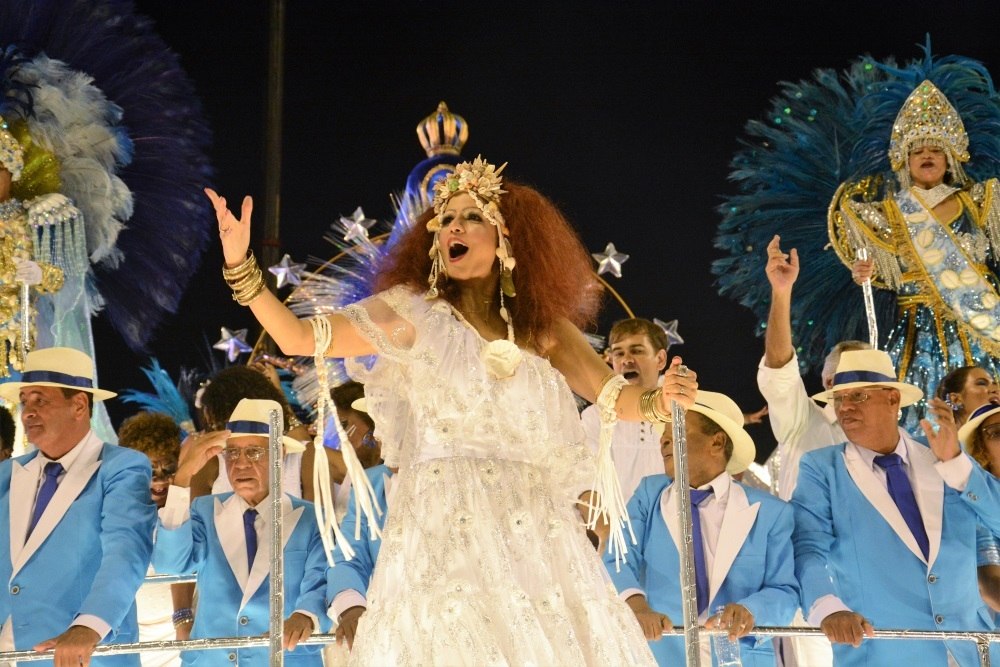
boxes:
[326,460,394,650]
[793,350,1000,666]
[153,398,329,666]
[0,347,156,666]
[605,390,799,666]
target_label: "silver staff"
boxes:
[269,407,284,666]
[856,247,878,349]
[670,364,701,666]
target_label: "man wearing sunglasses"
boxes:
[153,398,329,665]
[792,349,1000,667]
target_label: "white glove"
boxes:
[14,258,42,286]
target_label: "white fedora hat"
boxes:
[811,349,922,407]
[688,390,757,475]
[226,398,305,454]
[656,390,756,475]
[0,347,115,402]
[958,402,1000,449]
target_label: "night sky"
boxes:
[88,0,1000,458]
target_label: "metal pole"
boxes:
[856,247,878,349]
[670,399,701,666]
[268,407,284,666]
[1,627,995,663]
[261,0,285,355]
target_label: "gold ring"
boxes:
[677,365,689,377]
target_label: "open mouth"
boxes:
[448,241,469,261]
[623,370,639,381]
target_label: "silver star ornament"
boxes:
[213,327,252,362]
[592,242,630,278]
[268,254,306,288]
[654,318,684,347]
[340,206,377,244]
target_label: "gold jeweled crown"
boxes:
[888,80,969,172]
[417,101,469,157]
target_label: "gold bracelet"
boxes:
[639,389,670,423]
[226,267,264,292]
[223,261,258,285]
[230,267,266,306]
[222,251,258,280]
[233,278,266,306]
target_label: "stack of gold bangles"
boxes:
[639,388,671,423]
[223,251,266,305]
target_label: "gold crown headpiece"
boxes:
[0,115,24,182]
[888,80,969,181]
[425,155,516,299]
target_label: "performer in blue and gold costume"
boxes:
[714,43,1000,429]
[828,80,1000,427]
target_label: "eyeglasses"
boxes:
[221,446,267,463]
[832,388,892,408]
[981,425,1000,441]
[151,464,177,480]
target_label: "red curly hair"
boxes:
[375,181,602,343]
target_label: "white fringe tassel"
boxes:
[310,316,383,566]
[589,374,636,572]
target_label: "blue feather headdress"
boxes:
[713,38,1000,372]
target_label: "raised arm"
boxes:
[206,189,379,358]
[545,317,697,418]
[763,235,798,369]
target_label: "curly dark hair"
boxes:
[199,366,291,431]
[118,412,182,462]
[0,405,15,456]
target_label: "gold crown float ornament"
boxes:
[417,101,469,157]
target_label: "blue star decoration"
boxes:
[340,206,377,244]
[654,318,684,347]
[268,253,306,289]
[592,242,629,278]
[213,327,252,363]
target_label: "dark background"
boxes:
[89,0,1000,458]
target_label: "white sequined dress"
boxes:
[341,286,655,666]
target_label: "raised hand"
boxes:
[205,188,254,267]
[920,397,961,462]
[765,235,799,294]
[173,429,231,488]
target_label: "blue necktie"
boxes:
[689,488,714,615]
[28,462,64,537]
[244,509,258,569]
[874,453,929,560]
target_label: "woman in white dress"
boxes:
[206,157,697,665]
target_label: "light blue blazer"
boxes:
[153,492,330,666]
[792,435,1000,667]
[326,464,393,609]
[0,434,156,666]
[605,474,799,667]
